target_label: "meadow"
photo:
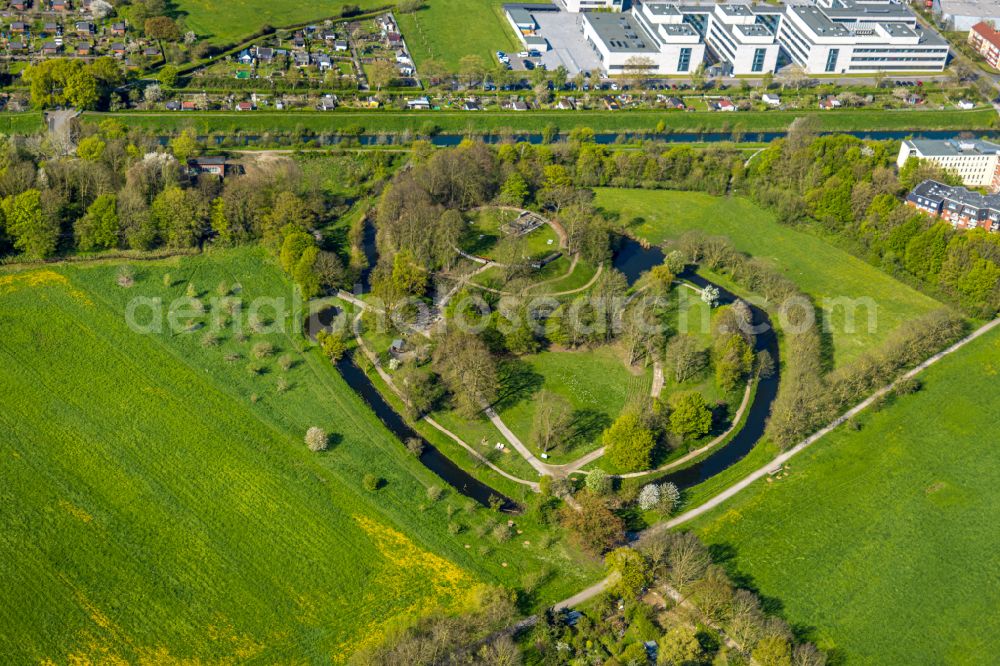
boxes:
[173,0,384,45]
[594,188,944,368]
[396,0,519,68]
[0,248,599,662]
[493,346,652,463]
[82,107,998,138]
[690,325,1000,664]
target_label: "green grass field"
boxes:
[690,324,1000,664]
[0,248,598,662]
[494,346,651,463]
[396,0,519,68]
[174,0,384,45]
[0,112,45,134]
[83,107,997,138]
[594,189,944,368]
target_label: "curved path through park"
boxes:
[547,316,1000,611]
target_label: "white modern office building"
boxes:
[777,0,949,73]
[897,138,1000,190]
[560,0,622,12]
[582,9,705,74]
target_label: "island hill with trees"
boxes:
[0,116,996,664]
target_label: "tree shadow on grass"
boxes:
[563,408,612,452]
[493,358,544,411]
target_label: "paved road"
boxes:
[549,317,1000,611]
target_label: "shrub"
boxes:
[224,352,241,363]
[362,474,382,491]
[427,485,443,501]
[246,363,263,376]
[585,468,613,496]
[162,272,172,287]
[116,265,135,288]
[185,282,197,298]
[405,437,425,456]
[278,354,294,371]
[492,523,513,542]
[659,482,680,514]
[252,341,274,359]
[200,332,219,347]
[638,484,660,511]
[276,377,290,393]
[447,521,463,535]
[305,426,328,452]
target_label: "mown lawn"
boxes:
[174,0,384,45]
[396,0,518,69]
[690,325,1000,664]
[0,248,598,663]
[594,188,944,368]
[494,346,651,463]
[0,112,45,134]
[84,107,997,137]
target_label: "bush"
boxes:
[362,474,382,491]
[405,437,425,456]
[585,468,613,495]
[278,354,294,371]
[447,521,463,535]
[427,485,443,501]
[491,523,513,542]
[252,341,275,359]
[659,482,680,514]
[305,426,328,452]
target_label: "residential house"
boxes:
[181,100,197,110]
[10,22,27,34]
[143,46,159,57]
[51,0,68,10]
[958,99,975,110]
[713,98,736,111]
[462,99,481,111]
[556,98,575,110]
[406,96,431,109]
[187,156,227,178]
[165,100,181,111]
[76,42,91,55]
[75,21,94,36]
[236,101,254,111]
[819,96,841,110]
[237,49,254,65]
[41,41,59,55]
[905,179,1000,232]
[503,100,529,111]
[397,62,414,77]
[43,22,59,34]
[9,39,26,51]
[603,97,620,110]
[317,94,337,110]
[111,22,126,36]
[968,21,1000,69]
[314,53,332,70]
[255,46,274,62]
[292,51,309,67]
[333,39,349,52]
[663,96,685,109]
[109,42,125,57]
[762,93,781,106]
[10,0,28,10]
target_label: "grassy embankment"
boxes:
[593,188,944,368]
[0,247,600,663]
[690,325,1000,664]
[82,107,997,138]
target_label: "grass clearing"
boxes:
[690,325,1000,664]
[493,346,651,463]
[174,0,383,45]
[0,248,598,662]
[396,0,519,68]
[595,188,943,368]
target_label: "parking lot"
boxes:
[503,7,602,75]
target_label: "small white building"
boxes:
[762,93,781,106]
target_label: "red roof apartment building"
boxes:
[968,21,1000,69]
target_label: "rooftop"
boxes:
[907,138,1000,157]
[585,12,664,52]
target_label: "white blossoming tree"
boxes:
[638,483,660,511]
